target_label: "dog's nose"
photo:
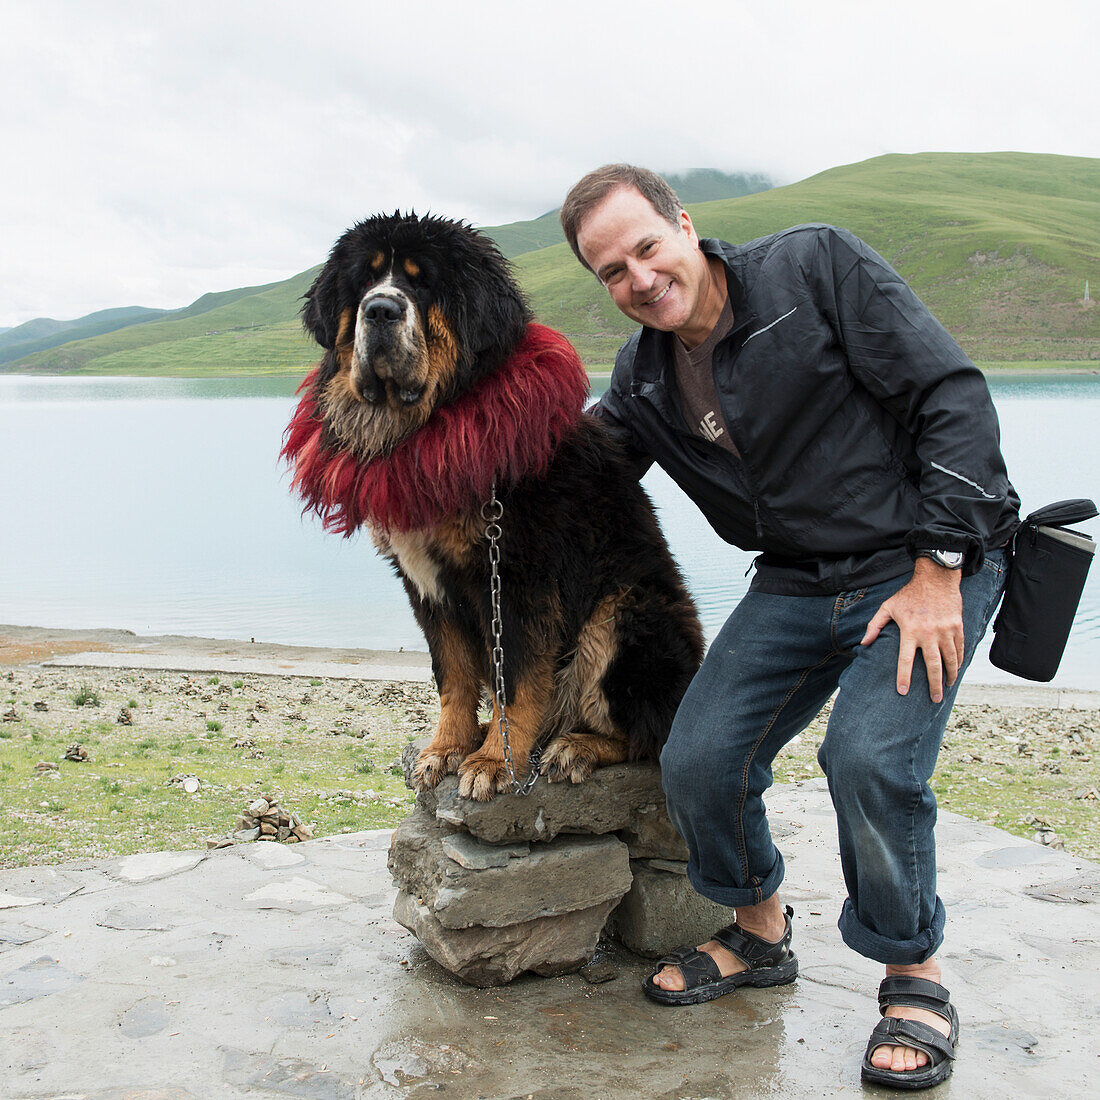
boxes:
[363,296,404,323]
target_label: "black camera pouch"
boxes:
[989,498,1097,682]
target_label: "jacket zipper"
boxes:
[631,382,768,544]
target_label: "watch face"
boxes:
[927,549,965,569]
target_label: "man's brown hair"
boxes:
[560,164,682,273]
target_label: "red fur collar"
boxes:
[282,323,590,534]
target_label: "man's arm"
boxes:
[811,227,1016,699]
[589,335,655,482]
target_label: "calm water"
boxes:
[1,373,1098,689]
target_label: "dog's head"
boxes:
[301,212,531,460]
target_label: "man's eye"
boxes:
[604,268,624,284]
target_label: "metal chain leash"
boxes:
[482,482,540,796]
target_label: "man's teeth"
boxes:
[645,282,672,306]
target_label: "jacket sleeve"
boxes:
[810,226,1017,573]
[590,340,655,482]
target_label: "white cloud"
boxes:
[1,0,1096,326]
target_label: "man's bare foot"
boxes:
[650,894,788,992]
[869,958,952,1074]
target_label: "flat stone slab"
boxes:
[0,784,1097,1098]
[242,875,353,911]
[404,738,688,859]
[111,851,207,883]
[393,889,620,986]
[388,807,632,928]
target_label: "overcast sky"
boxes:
[1,0,1095,328]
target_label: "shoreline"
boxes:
[2,364,1099,382]
[2,623,1097,709]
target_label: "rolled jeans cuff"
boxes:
[838,895,945,965]
[686,849,786,910]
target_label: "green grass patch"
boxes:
[0,668,431,867]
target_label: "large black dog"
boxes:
[283,213,702,800]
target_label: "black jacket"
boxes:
[594,225,1020,595]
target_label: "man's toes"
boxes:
[872,1045,928,1073]
[653,966,685,991]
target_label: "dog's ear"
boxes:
[301,260,341,350]
[463,236,531,366]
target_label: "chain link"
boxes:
[482,482,540,796]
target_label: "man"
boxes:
[560,165,1019,1090]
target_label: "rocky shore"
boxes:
[1,625,1097,865]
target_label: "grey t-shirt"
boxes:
[672,293,738,454]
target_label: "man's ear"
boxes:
[301,262,341,350]
[679,208,700,246]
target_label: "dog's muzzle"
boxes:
[353,291,424,404]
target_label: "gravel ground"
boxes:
[2,663,1098,867]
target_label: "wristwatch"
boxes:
[915,548,965,570]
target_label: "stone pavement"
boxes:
[2,779,1098,1100]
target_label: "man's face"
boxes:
[575,186,711,335]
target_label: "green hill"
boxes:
[0,306,168,365]
[7,272,321,375]
[7,153,1097,375]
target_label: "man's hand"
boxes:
[861,558,964,703]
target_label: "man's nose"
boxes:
[627,259,655,293]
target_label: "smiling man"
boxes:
[561,164,1020,1091]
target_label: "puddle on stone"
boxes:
[371,1036,482,1087]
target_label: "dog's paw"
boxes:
[540,735,597,784]
[413,746,464,791]
[457,755,510,801]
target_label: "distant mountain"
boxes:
[0,281,296,368]
[6,153,1096,375]
[484,169,775,258]
[0,306,169,365]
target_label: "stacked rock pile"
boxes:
[235,794,315,842]
[389,738,734,986]
[205,795,315,850]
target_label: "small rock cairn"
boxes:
[389,738,732,986]
[206,795,315,850]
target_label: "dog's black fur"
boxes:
[291,213,703,800]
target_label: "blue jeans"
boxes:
[660,551,1007,965]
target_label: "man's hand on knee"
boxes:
[860,559,964,703]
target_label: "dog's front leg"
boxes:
[413,620,485,792]
[457,655,554,801]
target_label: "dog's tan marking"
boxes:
[433,513,481,566]
[369,250,385,272]
[458,655,556,801]
[426,304,461,391]
[414,621,485,790]
[336,307,355,347]
[541,592,631,784]
[403,258,420,279]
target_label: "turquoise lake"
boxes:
[1,373,1097,690]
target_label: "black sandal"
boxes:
[861,976,959,1090]
[642,905,798,1006]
